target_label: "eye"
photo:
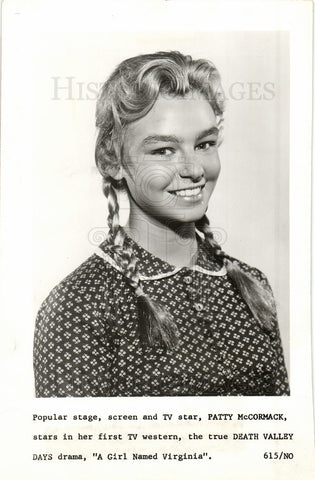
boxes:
[150,147,174,156]
[195,140,217,151]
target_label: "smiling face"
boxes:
[121,92,221,227]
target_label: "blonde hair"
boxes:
[95,51,276,350]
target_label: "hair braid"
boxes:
[102,180,124,248]
[196,215,276,332]
[103,179,179,350]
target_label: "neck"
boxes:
[124,210,198,268]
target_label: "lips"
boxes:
[169,184,205,197]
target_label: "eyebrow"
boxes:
[196,127,219,141]
[142,127,219,146]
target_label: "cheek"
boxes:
[125,164,175,205]
[204,155,221,181]
[135,164,175,195]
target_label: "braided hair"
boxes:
[195,216,276,332]
[95,51,275,350]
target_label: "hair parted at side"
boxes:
[95,51,276,350]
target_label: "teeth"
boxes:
[173,186,201,197]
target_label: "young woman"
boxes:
[33,51,289,397]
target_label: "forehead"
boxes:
[124,92,217,147]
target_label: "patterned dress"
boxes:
[33,233,290,397]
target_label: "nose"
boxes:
[179,157,204,182]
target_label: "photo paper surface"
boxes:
[0,1,313,479]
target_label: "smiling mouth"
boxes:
[169,186,203,197]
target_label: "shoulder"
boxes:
[36,252,119,323]
[34,253,121,397]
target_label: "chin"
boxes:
[173,209,207,224]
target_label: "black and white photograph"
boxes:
[0,1,313,479]
[33,47,290,398]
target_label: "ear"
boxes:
[108,165,124,181]
[113,166,124,181]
